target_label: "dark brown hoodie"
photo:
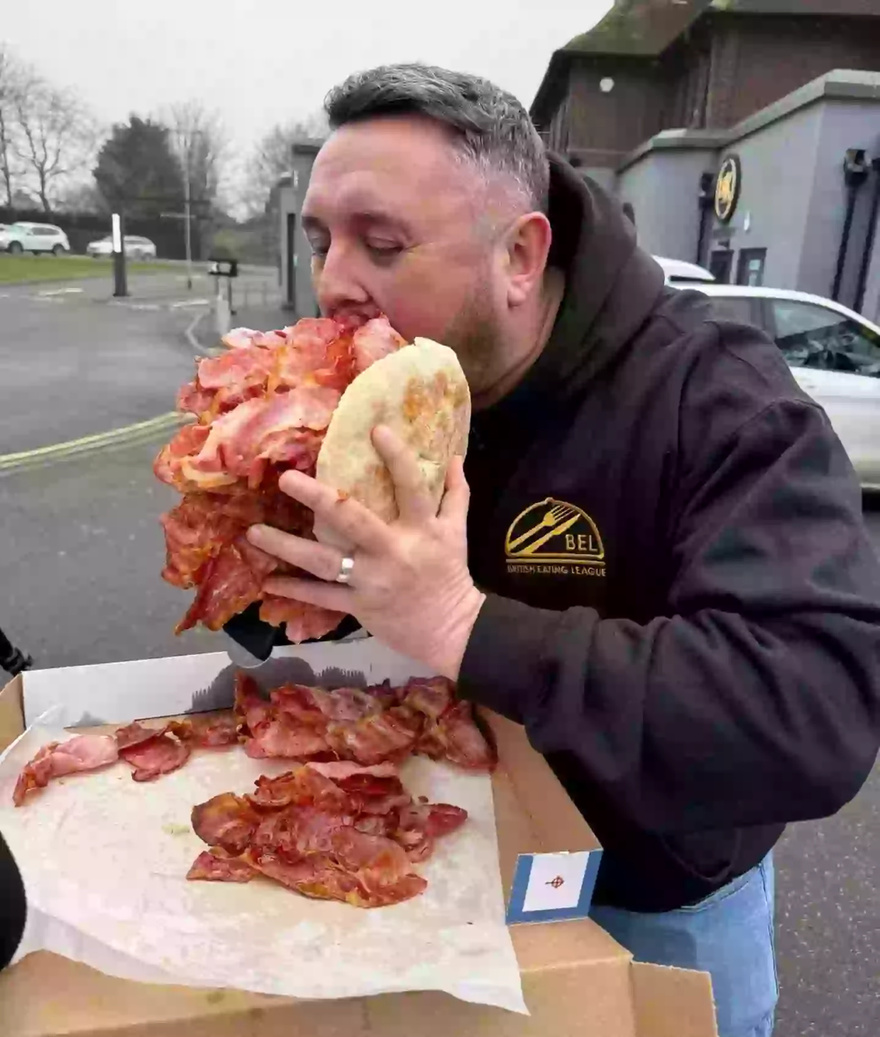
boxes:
[458,157,880,910]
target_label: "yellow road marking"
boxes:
[0,412,188,472]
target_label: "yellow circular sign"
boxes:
[714,155,742,224]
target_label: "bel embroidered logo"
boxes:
[506,849,603,925]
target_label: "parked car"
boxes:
[85,235,157,261]
[654,255,715,285]
[0,222,70,255]
[680,282,880,488]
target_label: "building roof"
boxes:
[560,1,708,60]
[531,0,880,124]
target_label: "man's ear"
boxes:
[503,212,552,308]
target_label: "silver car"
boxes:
[86,235,158,260]
[680,283,880,489]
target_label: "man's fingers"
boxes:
[262,575,353,613]
[278,469,391,552]
[439,454,470,523]
[247,525,345,582]
[371,424,434,523]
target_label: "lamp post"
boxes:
[112,212,128,298]
[181,128,206,292]
[184,169,193,291]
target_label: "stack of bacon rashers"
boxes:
[154,316,406,642]
[12,674,496,908]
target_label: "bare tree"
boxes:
[164,101,228,275]
[13,76,95,212]
[0,45,24,207]
[241,112,327,216]
[167,101,228,211]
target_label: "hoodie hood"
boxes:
[474,156,666,431]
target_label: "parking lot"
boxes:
[0,265,279,453]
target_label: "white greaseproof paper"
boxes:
[0,719,526,1013]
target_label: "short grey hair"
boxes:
[324,63,550,214]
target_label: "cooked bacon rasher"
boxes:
[187,760,468,907]
[155,316,406,642]
[12,733,119,807]
[233,673,497,773]
[12,712,240,806]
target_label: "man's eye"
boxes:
[365,241,402,259]
[308,240,329,258]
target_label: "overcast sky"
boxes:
[3,0,611,160]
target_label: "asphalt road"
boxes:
[0,433,218,666]
[0,425,878,1033]
[772,500,880,1036]
[0,266,281,454]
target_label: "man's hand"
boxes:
[246,425,485,679]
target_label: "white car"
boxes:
[0,222,70,255]
[680,283,880,489]
[654,255,715,285]
[85,235,157,261]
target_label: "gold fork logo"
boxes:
[506,502,577,553]
[505,497,605,563]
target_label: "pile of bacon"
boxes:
[235,672,495,770]
[154,317,406,642]
[11,675,495,907]
[188,760,468,907]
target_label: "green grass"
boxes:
[0,253,178,284]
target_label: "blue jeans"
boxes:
[590,854,778,1037]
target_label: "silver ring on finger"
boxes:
[335,555,355,585]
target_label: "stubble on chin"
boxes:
[441,289,504,397]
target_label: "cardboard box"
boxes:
[0,643,718,1037]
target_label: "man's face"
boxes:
[302,115,508,393]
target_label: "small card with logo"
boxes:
[505,849,603,924]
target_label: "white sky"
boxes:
[2,0,612,205]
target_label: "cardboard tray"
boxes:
[0,641,718,1037]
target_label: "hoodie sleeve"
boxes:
[458,393,880,835]
[0,830,26,970]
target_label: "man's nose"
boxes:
[313,242,371,313]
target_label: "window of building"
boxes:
[770,299,880,375]
[709,250,733,284]
[736,248,767,287]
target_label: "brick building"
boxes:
[532,0,880,177]
[530,1,880,319]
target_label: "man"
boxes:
[0,831,26,970]
[233,65,880,1037]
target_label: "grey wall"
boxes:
[707,102,824,290]
[617,148,716,263]
[799,99,880,315]
[618,92,880,317]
